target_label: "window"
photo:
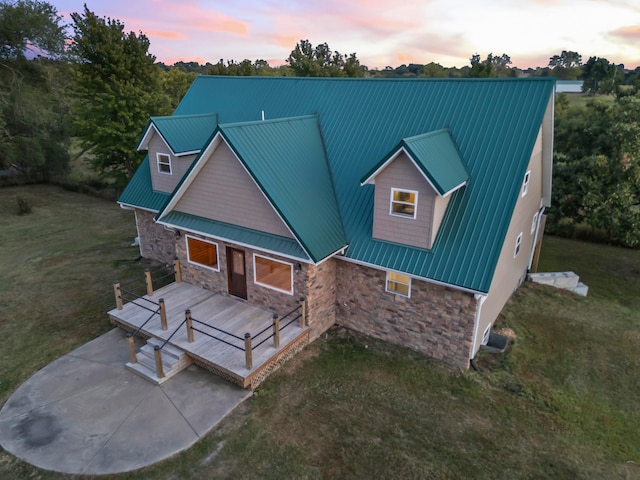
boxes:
[186,235,219,271]
[386,271,411,297]
[514,232,523,258]
[390,188,418,218]
[531,211,538,235]
[521,170,531,197]
[157,153,172,174]
[254,254,293,294]
[482,324,492,345]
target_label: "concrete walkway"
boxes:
[0,328,251,475]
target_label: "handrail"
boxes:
[157,317,188,351]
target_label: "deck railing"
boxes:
[146,296,307,378]
[115,258,181,366]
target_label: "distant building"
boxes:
[556,80,583,93]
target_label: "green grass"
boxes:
[1,188,639,479]
[564,92,617,108]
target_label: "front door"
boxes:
[226,247,247,299]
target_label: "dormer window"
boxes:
[157,153,172,175]
[390,188,418,218]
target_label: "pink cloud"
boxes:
[144,30,186,40]
[609,25,640,40]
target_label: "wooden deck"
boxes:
[108,282,309,389]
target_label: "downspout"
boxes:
[470,293,488,362]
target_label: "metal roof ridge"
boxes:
[219,114,318,129]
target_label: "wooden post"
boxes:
[244,333,253,369]
[185,310,194,343]
[174,257,182,283]
[114,281,123,310]
[272,314,280,348]
[299,296,306,327]
[154,346,165,379]
[159,298,167,330]
[127,334,137,363]
[145,269,153,296]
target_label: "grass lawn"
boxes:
[1,187,639,479]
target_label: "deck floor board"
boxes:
[109,282,308,386]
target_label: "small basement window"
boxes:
[157,153,172,175]
[186,235,219,271]
[531,211,538,235]
[390,188,418,218]
[386,271,411,297]
[254,254,293,295]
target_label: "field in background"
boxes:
[0,186,638,479]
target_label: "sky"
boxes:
[53,0,640,70]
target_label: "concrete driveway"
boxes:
[0,328,251,475]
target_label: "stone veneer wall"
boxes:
[136,209,176,264]
[174,232,336,340]
[335,261,477,369]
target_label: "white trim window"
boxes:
[253,254,294,295]
[389,188,418,219]
[514,232,523,258]
[482,323,492,345]
[386,271,411,297]
[531,211,538,235]
[186,235,219,271]
[157,153,172,175]
[521,170,531,197]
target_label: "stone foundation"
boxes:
[135,209,176,264]
[335,261,476,369]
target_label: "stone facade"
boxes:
[137,218,477,369]
[335,261,477,369]
[135,209,176,264]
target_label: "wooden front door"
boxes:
[226,247,247,299]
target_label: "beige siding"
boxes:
[372,153,436,249]
[431,195,451,246]
[473,127,544,356]
[174,141,294,238]
[148,131,197,193]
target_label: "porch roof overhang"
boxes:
[157,210,312,263]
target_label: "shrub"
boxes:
[16,195,32,215]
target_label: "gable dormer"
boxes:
[361,129,468,250]
[137,113,218,193]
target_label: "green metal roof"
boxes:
[126,76,554,292]
[118,155,170,211]
[138,113,218,154]
[160,211,310,261]
[362,129,469,196]
[217,116,346,263]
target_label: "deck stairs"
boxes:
[126,337,192,385]
[528,271,589,296]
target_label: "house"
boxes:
[117,76,555,373]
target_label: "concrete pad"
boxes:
[0,328,251,475]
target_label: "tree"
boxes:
[548,50,582,80]
[162,67,196,110]
[0,1,70,180]
[469,53,516,78]
[582,56,618,95]
[70,6,170,187]
[0,0,66,60]
[286,39,364,77]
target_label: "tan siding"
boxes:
[148,131,197,193]
[174,141,294,238]
[431,195,451,246]
[372,154,436,249]
[473,128,545,355]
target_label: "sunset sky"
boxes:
[54,0,640,70]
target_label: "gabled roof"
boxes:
[118,155,170,211]
[156,115,347,264]
[361,129,469,196]
[137,113,218,155]
[126,76,554,292]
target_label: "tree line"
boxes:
[1,1,639,246]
